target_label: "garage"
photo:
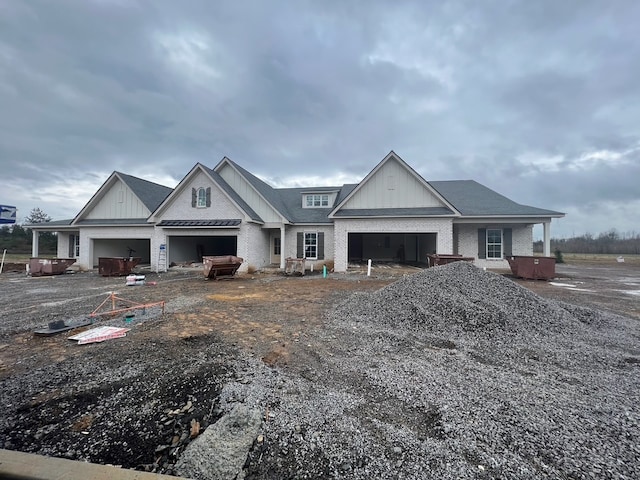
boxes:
[348,233,437,265]
[167,235,237,264]
[92,238,151,267]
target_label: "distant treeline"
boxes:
[534,230,640,255]
[0,225,56,254]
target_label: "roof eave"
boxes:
[214,157,291,223]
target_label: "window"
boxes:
[487,229,503,259]
[197,187,207,207]
[304,194,329,208]
[273,237,281,255]
[69,234,80,258]
[304,232,317,259]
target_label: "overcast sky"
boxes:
[1,1,639,239]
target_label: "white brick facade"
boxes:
[333,218,454,272]
[43,156,556,274]
[284,225,335,270]
[456,224,533,269]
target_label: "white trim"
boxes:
[213,157,289,223]
[303,231,318,260]
[329,151,460,218]
[486,228,503,259]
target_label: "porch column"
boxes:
[543,221,551,257]
[31,230,39,258]
[280,225,286,269]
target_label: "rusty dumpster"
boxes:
[507,255,556,280]
[426,254,475,268]
[98,257,142,277]
[203,255,243,280]
[29,258,76,276]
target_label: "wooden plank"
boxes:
[0,449,190,480]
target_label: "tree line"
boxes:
[534,230,640,255]
[0,208,57,254]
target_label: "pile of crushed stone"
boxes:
[208,261,640,480]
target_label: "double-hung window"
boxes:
[304,232,318,259]
[486,229,503,259]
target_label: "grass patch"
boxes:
[0,253,56,264]
[561,253,640,265]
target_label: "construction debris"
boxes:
[68,326,131,345]
[90,292,165,318]
[33,319,92,336]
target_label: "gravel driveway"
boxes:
[1,261,639,479]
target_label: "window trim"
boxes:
[303,194,329,208]
[486,228,503,259]
[273,237,281,256]
[304,231,318,259]
[196,187,207,208]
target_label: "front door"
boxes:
[270,234,281,265]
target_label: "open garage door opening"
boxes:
[92,239,151,267]
[348,233,437,266]
[168,235,237,265]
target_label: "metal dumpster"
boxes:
[426,254,475,267]
[98,257,141,276]
[507,255,556,280]
[203,255,243,280]
[29,258,76,276]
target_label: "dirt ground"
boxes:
[0,260,638,477]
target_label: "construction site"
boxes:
[0,259,639,479]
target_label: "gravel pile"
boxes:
[234,262,640,479]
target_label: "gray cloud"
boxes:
[1,0,639,237]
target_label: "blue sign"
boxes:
[0,205,16,224]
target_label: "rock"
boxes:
[175,404,263,480]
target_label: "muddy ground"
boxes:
[0,260,638,478]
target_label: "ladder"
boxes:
[157,243,167,273]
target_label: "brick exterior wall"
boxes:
[333,218,454,272]
[284,225,335,270]
[74,225,154,269]
[456,224,533,269]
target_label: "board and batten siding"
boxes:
[217,164,282,223]
[85,179,150,219]
[341,158,445,209]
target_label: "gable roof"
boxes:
[329,151,459,218]
[215,157,293,222]
[429,180,564,217]
[72,172,172,225]
[150,163,262,223]
[200,166,263,222]
[117,172,173,213]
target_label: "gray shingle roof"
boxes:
[75,218,152,225]
[201,166,263,222]
[275,187,343,224]
[334,207,455,217]
[429,180,564,216]
[223,159,293,221]
[117,172,173,212]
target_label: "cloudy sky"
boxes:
[1,0,639,239]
